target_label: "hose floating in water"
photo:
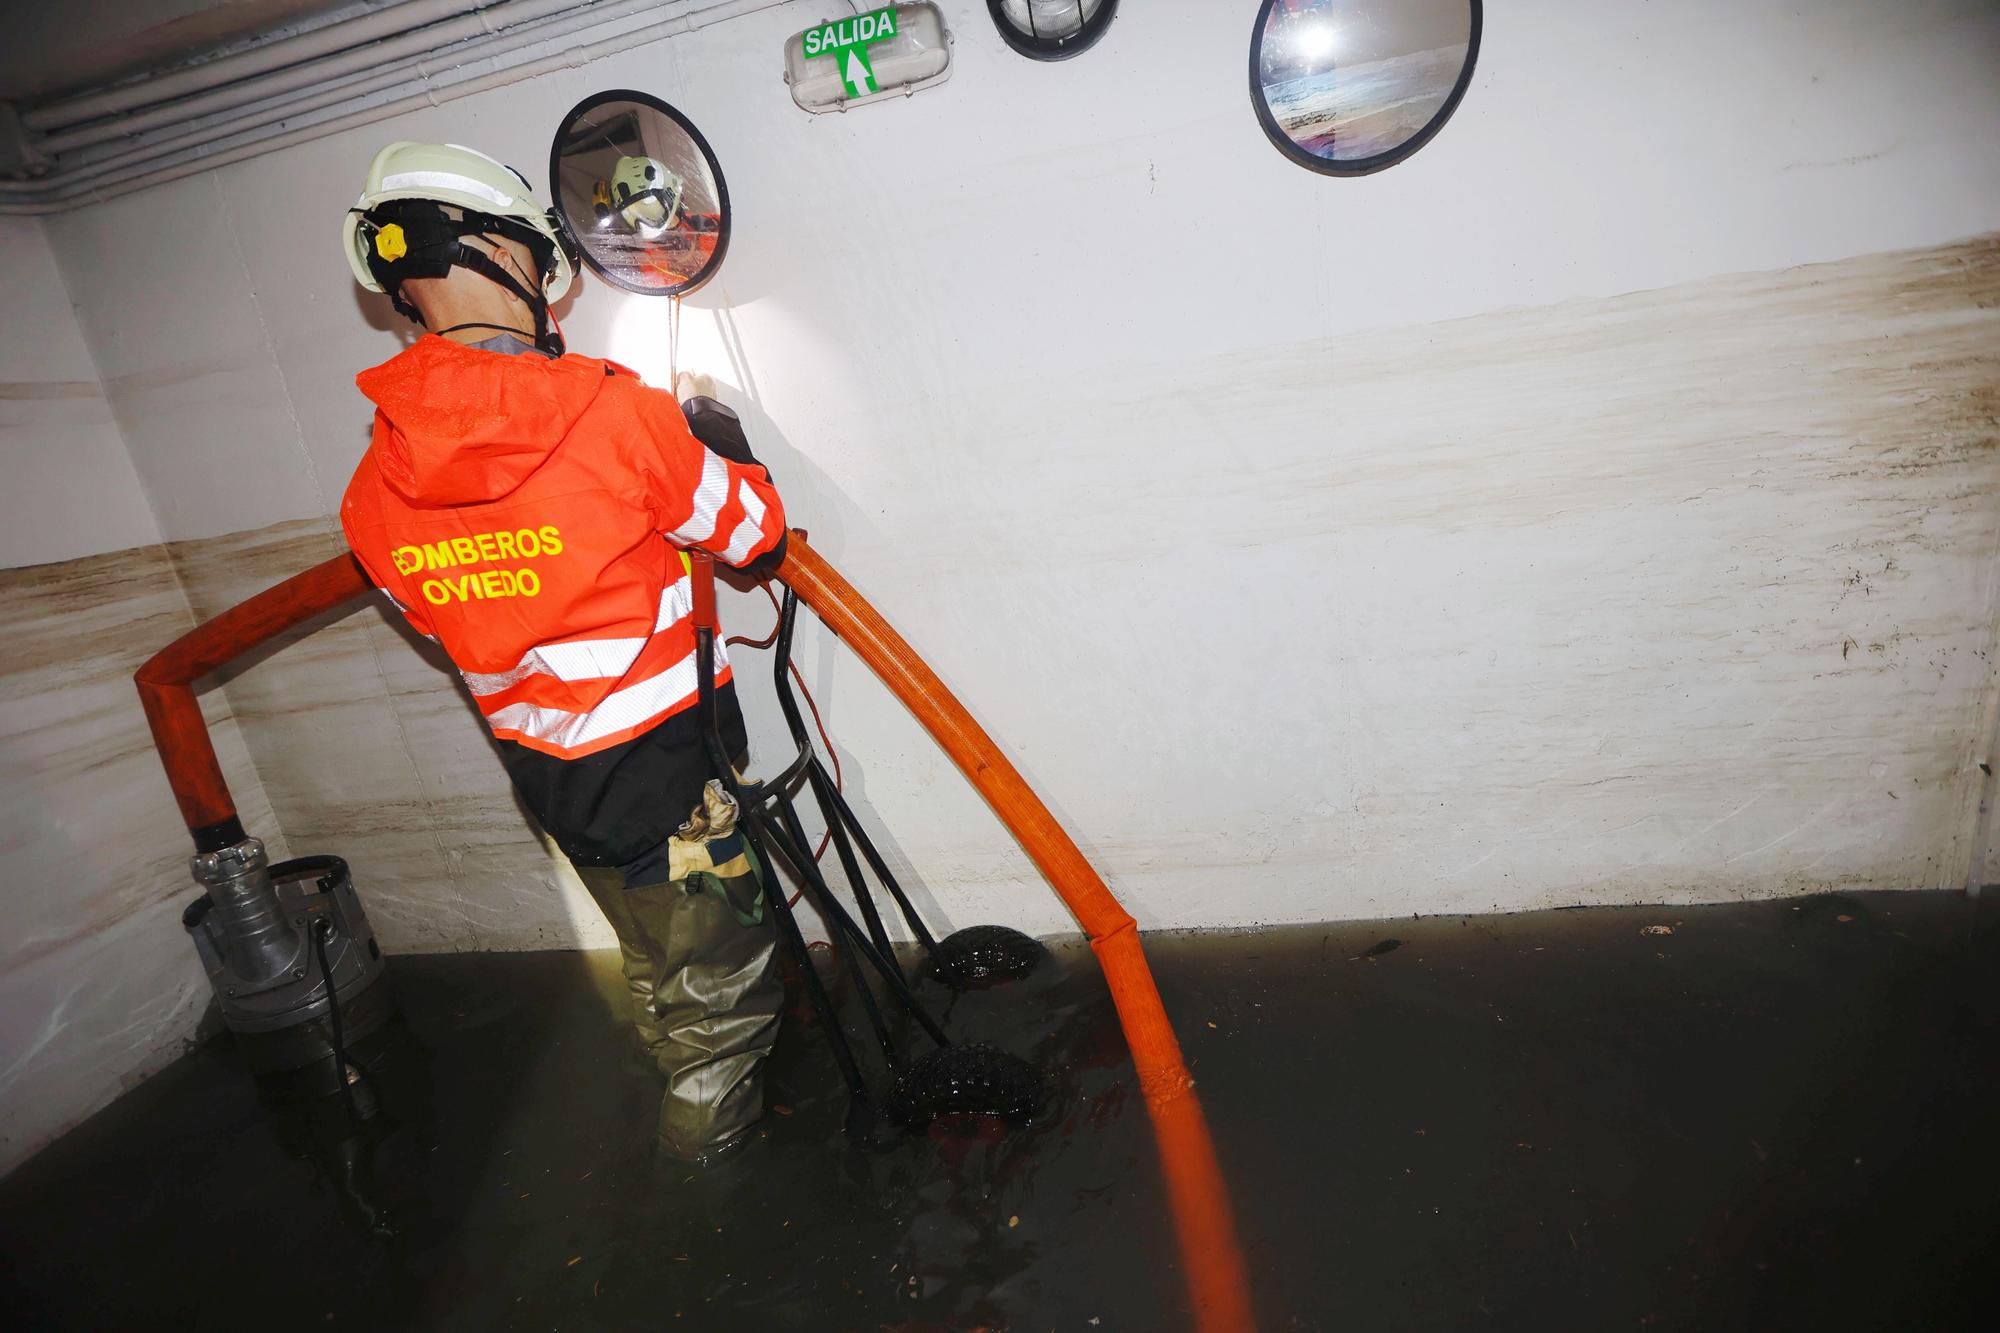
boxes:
[776,534,1255,1333]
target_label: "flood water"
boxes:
[2,891,1996,1330]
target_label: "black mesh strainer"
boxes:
[885,1042,1048,1129]
[926,923,1048,988]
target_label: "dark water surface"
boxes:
[2,891,1996,1330]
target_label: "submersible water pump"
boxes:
[181,840,391,1072]
[131,549,401,1075]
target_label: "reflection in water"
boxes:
[262,1014,435,1242]
[5,897,1998,1327]
[553,97,726,294]
[1256,0,1474,164]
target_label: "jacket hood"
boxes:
[356,335,611,506]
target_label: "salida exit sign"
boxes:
[784,3,952,114]
[803,6,899,96]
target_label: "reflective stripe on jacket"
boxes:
[339,335,786,762]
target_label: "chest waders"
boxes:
[686,551,1049,1135]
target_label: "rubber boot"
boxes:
[578,855,781,1161]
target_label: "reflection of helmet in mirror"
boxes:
[610,155,684,235]
[343,141,576,305]
[550,90,732,297]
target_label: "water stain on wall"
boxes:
[0,542,280,1174]
[0,545,275,966]
[850,234,2000,920]
[16,234,2000,957]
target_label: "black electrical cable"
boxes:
[725,580,845,887]
[311,916,359,1124]
[433,321,542,344]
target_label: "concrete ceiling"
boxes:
[0,0,367,105]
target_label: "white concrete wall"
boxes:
[0,218,161,566]
[0,216,280,1175]
[23,0,2000,971]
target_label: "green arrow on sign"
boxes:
[803,4,899,98]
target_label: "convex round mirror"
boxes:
[550,89,730,295]
[1251,0,1481,176]
[989,0,1117,60]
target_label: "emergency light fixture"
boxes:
[785,3,952,114]
[989,0,1118,61]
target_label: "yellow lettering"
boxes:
[394,527,576,579]
[410,564,550,603]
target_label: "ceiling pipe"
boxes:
[38,0,610,158]
[17,0,672,189]
[0,0,757,200]
[49,58,447,181]
[25,0,487,134]
[0,0,793,215]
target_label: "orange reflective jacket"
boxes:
[340,335,785,763]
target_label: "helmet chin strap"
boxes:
[440,241,565,356]
[370,210,565,356]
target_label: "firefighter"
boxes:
[337,141,787,1162]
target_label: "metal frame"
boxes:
[689,555,961,1108]
[548,88,733,298]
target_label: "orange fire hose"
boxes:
[136,538,1254,1329]
[136,552,373,848]
[777,534,1255,1332]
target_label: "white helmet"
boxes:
[344,141,578,349]
[607,155,684,236]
